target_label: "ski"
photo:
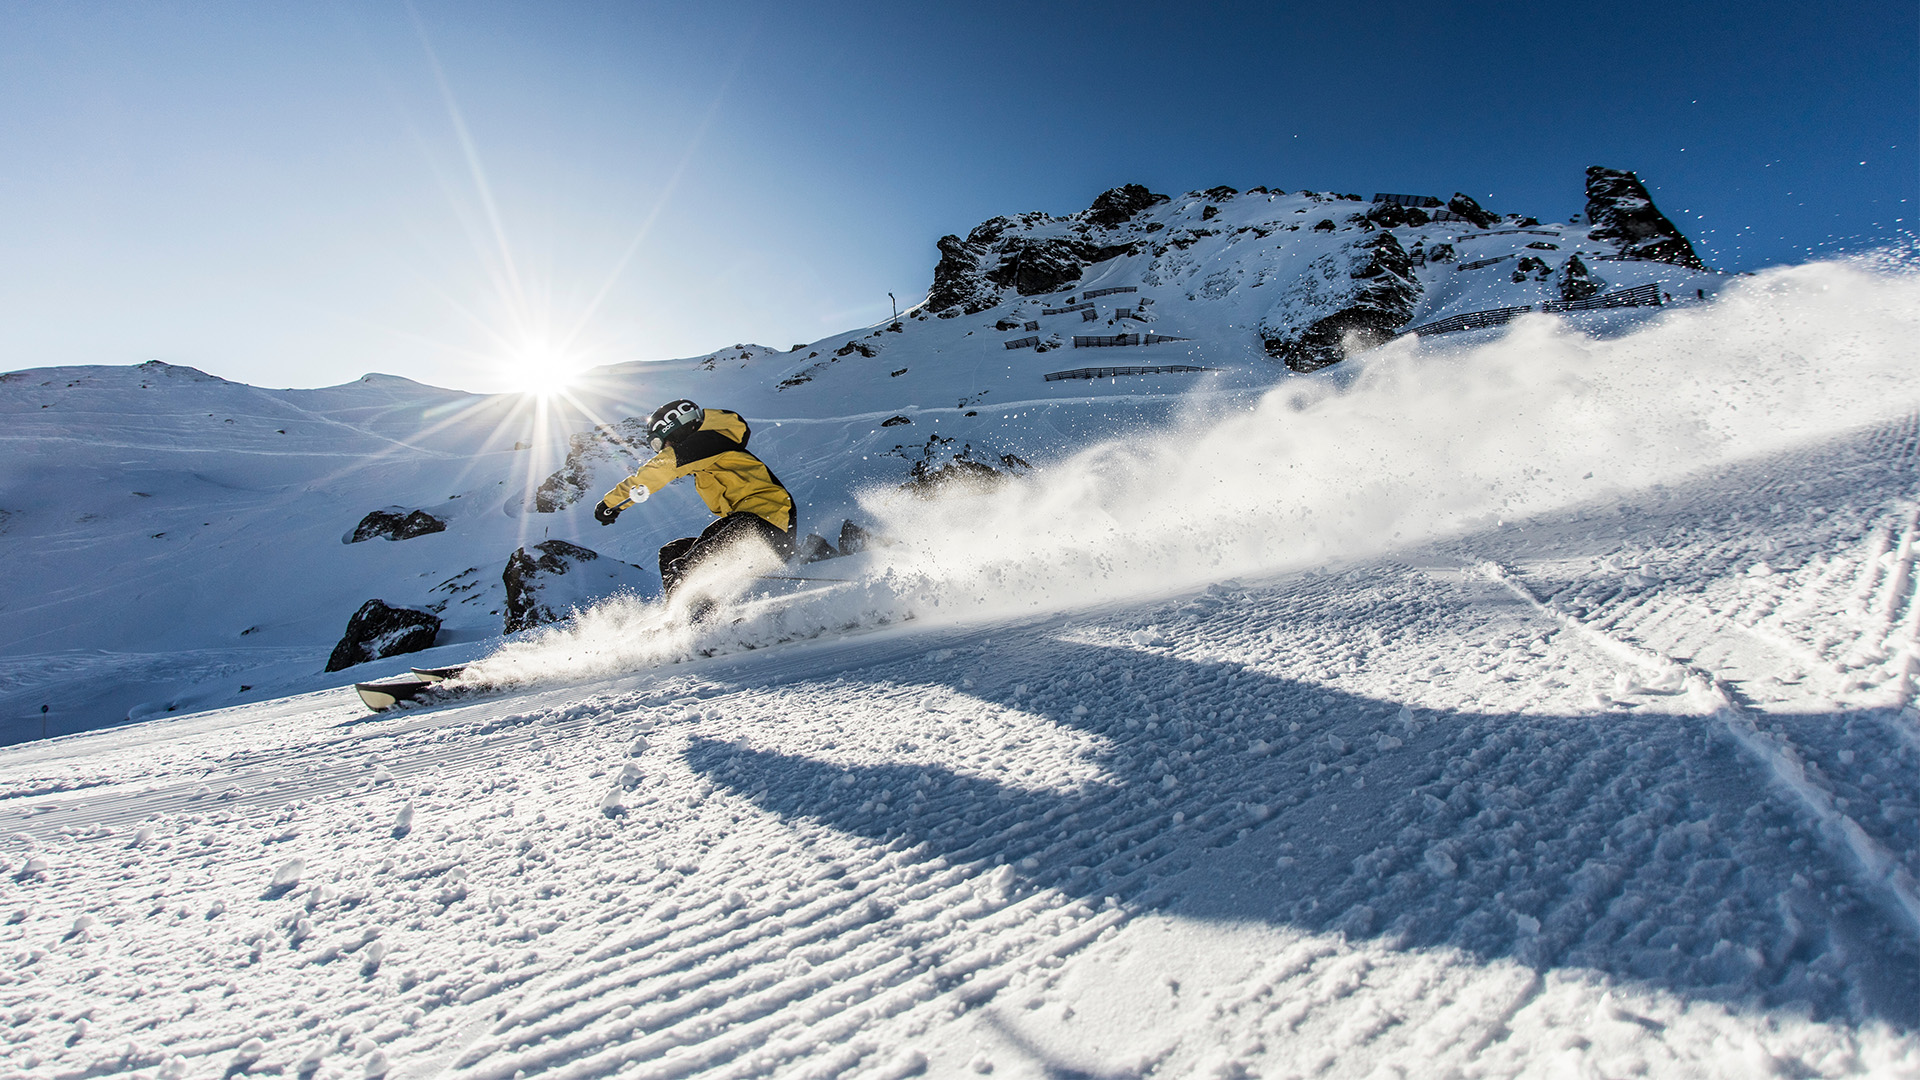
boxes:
[353,676,436,712]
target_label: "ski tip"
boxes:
[354,676,433,712]
[408,664,469,683]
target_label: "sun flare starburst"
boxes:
[495,341,585,398]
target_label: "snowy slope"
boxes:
[1,176,1724,743]
[6,365,1920,1075]
[4,254,1920,1077]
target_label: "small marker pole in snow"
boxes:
[41,704,48,740]
[889,292,897,320]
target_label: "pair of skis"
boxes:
[353,664,467,711]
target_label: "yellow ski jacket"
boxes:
[599,409,795,533]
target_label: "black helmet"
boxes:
[647,399,704,452]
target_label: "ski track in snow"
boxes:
[6,415,1920,1078]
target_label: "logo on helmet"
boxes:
[647,399,704,452]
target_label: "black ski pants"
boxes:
[658,512,796,598]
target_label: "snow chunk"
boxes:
[600,788,626,817]
[270,857,305,889]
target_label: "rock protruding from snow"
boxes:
[1446,192,1500,229]
[1584,166,1707,270]
[1365,201,1431,229]
[985,235,1134,297]
[1085,183,1171,227]
[501,539,651,633]
[347,508,447,543]
[1558,253,1604,302]
[927,187,1165,315]
[1259,231,1422,372]
[927,232,1002,316]
[325,600,441,672]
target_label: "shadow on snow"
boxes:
[685,635,1919,1030]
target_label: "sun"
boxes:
[495,341,583,398]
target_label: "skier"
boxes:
[593,399,797,600]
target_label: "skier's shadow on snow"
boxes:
[685,637,1920,1028]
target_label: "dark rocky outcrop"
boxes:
[928,233,1001,315]
[1086,184,1170,227]
[348,509,446,543]
[325,600,440,672]
[1262,232,1421,373]
[1585,166,1706,270]
[984,237,1136,296]
[1201,185,1239,201]
[928,185,1176,315]
[502,540,599,633]
[1512,256,1552,282]
[838,520,872,555]
[930,228,1139,312]
[1365,202,1431,229]
[1558,254,1603,301]
[1446,193,1500,229]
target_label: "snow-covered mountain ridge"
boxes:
[918,166,1712,370]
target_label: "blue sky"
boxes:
[1,0,1912,393]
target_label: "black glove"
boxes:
[593,502,621,526]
